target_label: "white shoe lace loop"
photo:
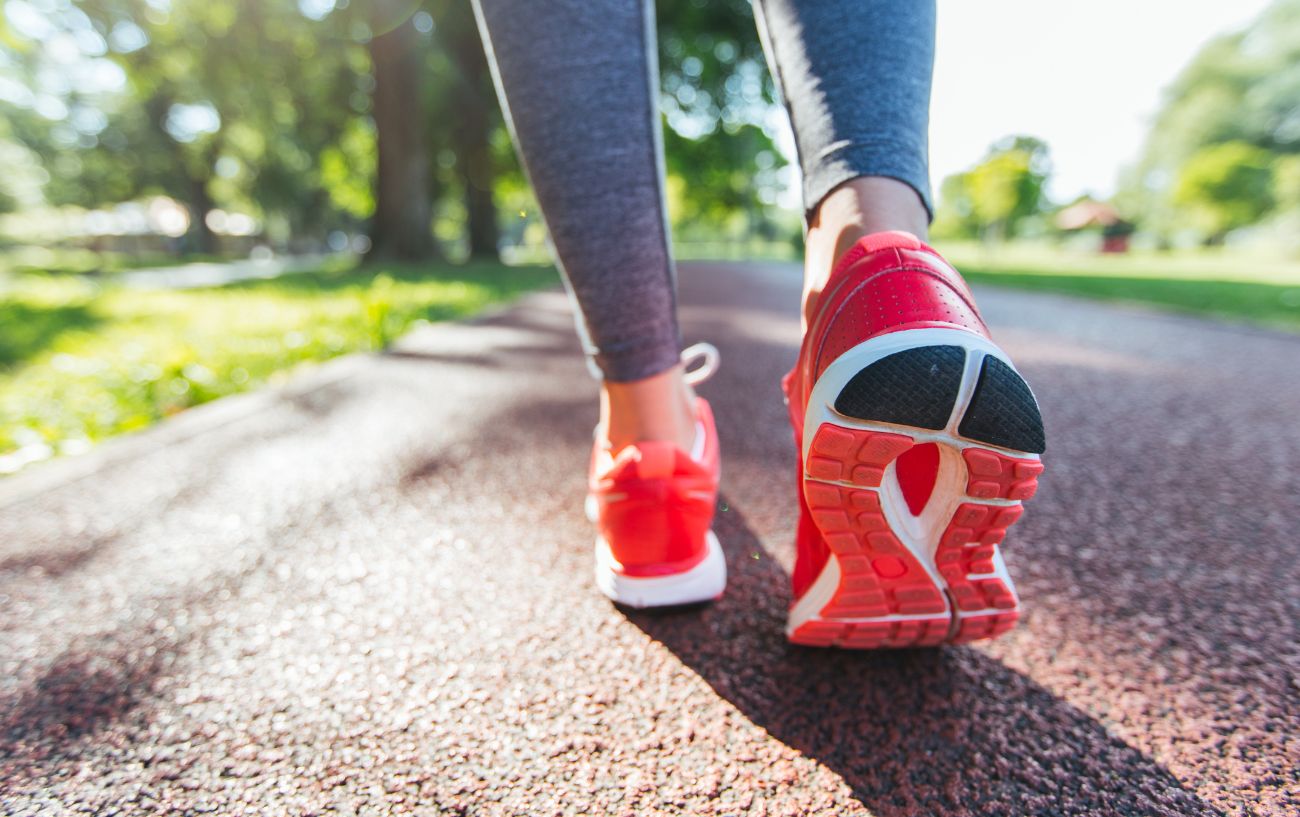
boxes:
[681,342,720,386]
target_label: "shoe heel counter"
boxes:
[598,484,715,576]
[900,246,988,328]
[815,266,988,380]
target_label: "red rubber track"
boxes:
[0,264,1292,815]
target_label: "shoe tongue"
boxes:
[632,441,676,480]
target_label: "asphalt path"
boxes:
[2,261,1296,815]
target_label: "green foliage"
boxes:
[962,268,1300,332]
[2,0,376,249]
[934,137,1051,241]
[363,272,398,348]
[0,0,796,256]
[1274,154,1300,212]
[1173,141,1275,241]
[656,0,788,235]
[664,124,781,232]
[0,297,101,369]
[0,246,222,276]
[0,260,555,466]
[320,118,379,219]
[1121,0,1300,240]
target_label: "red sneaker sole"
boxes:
[787,330,1045,648]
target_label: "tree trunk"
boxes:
[367,9,438,262]
[185,174,217,255]
[461,142,499,260]
[447,2,499,260]
[142,91,217,256]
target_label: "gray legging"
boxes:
[471,0,936,382]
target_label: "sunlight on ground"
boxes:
[0,260,554,472]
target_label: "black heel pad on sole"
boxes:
[834,345,965,430]
[958,356,1046,454]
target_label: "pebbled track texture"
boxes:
[959,355,1047,453]
[0,264,1294,816]
[833,345,965,430]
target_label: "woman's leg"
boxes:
[760,2,1048,648]
[471,0,694,451]
[753,0,936,326]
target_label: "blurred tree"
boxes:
[664,124,780,237]
[5,0,374,252]
[69,0,228,252]
[434,0,499,258]
[934,136,1051,242]
[931,173,979,240]
[1173,141,1275,244]
[0,3,170,222]
[1273,154,1300,212]
[656,0,788,240]
[365,1,438,261]
[0,0,797,260]
[1121,0,1300,240]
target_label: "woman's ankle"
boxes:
[802,177,929,330]
[600,364,697,453]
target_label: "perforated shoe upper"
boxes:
[781,231,990,601]
[784,231,989,439]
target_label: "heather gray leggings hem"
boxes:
[801,140,934,224]
[755,0,936,224]
[474,0,935,382]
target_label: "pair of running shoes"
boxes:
[587,231,1046,648]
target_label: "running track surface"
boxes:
[2,261,1296,816]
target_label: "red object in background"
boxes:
[1102,235,1130,253]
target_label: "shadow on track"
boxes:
[625,501,1224,817]
[0,634,179,794]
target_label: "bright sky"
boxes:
[929,0,1275,203]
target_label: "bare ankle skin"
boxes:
[600,364,696,453]
[802,177,930,330]
[597,178,925,453]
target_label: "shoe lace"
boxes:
[681,342,720,386]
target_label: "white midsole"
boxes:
[788,328,1034,637]
[594,530,727,608]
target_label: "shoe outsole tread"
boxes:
[833,345,966,430]
[959,355,1047,454]
[789,340,1044,649]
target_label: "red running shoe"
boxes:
[588,344,726,608]
[783,232,1046,648]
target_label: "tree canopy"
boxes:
[1119,0,1300,243]
[934,136,1052,241]
[0,0,793,261]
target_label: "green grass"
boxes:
[939,243,1300,332]
[0,245,228,276]
[0,258,555,471]
[7,242,1298,473]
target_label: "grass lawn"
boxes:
[0,245,226,276]
[940,243,1300,332]
[6,242,1298,474]
[0,258,555,473]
